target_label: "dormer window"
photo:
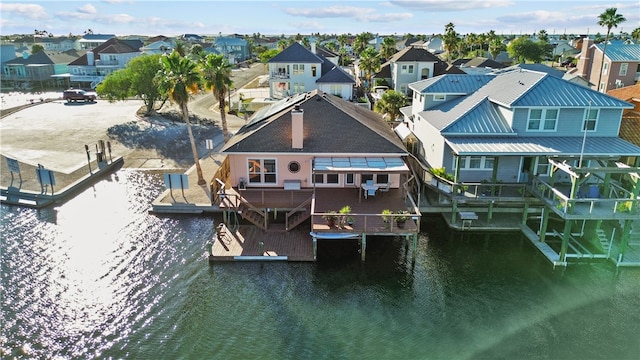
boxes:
[434,94,445,101]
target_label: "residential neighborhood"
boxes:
[2,2,640,359]
[2,24,640,266]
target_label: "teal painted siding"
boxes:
[513,107,623,137]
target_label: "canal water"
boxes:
[1,170,639,359]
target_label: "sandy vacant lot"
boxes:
[1,99,223,173]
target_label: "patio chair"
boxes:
[378,182,391,196]
[366,179,374,186]
[367,188,376,198]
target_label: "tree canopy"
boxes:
[507,37,546,63]
[96,54,164,115]
[374,90,407,122]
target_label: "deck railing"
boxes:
[531,177,640,216]
[311,211,418,233]
[426,173,530,201]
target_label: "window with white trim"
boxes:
[329,84,342,97]
[603,62,608,75]
[459,156,495,170]
[293,64,304,75]
[401,64,414,74]
[345,173,355,185]
[292,82,304,93]
[313,173,339,184]
[583,108,598,131]
[527,108,558,131]
[535,156,550,176]
[434,94,445,101]
[248,159,277,184]
[619,63,628,76]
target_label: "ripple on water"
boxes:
[2,172,640,359]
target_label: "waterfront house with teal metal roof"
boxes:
[400,68,640,267]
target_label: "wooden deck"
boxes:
[210,224,315,262]
[211,186,420,262]
[221,187,420,236]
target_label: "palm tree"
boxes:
[358,47,380,91]
[201,53,234,143]
[443,22,459,63]
[380,37,397,61]
[157,51,206,185]
[374,90,407,122]
[489,38,504,60]
[596,8,626,92]
[631,27,640,42]
[354,32,373,57]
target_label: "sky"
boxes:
[0,1,638,37]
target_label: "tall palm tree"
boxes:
[443,22,459,63]
[157,51,206,185]
[201,53,234,143]
[596,8,626,92]
[358,47,380,91]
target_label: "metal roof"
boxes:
[313,157,408,173]
[409,74,490,94]
[595,42,640,62]
[512,73,633,108]
[442,98,515,134]
[445,136,640,156]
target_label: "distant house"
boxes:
[42,37,78,52]
[267,42,354,100]
[180,34,204,43]
[214,36,249,64]
[374,46,447,95]
[1,49,81,89]
[0,44,17,64]
[140,40,174,55]
[68,37,142,89]
[575,39,640,92]
[78,34,115,50]
[455,57,507,75]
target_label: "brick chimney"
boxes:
[291,105,303,149]
[578,37,591,78]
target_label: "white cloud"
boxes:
[78,4,97,14]
[285,6,375,18]
[359,12,413,22]
[0,3,48,19]
[389,0,514,12]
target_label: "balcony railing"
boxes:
[270,72,290,79]
[427,173,529,201]
[531,177,640,217]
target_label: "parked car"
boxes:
[63,89,97,103]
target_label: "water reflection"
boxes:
[1,170,639,359]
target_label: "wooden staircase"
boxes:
[219,191,268,231]
[285,195,312,231]
[595,228,610,251]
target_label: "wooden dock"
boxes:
[209,224,315,262]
